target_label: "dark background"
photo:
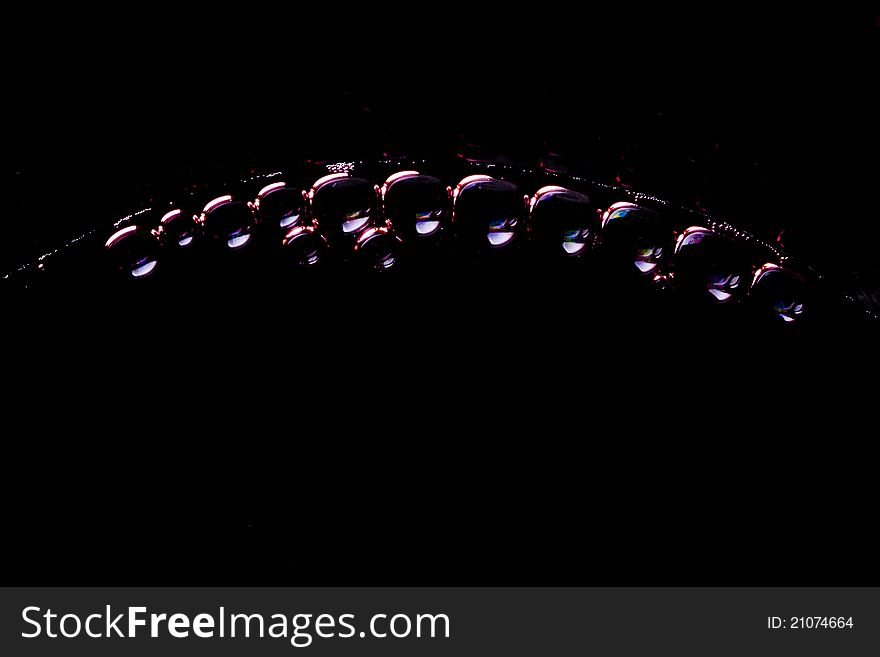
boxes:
[2,6,878,274]
[1,6,877,585]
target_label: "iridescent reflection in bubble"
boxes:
[342,210,371,234]
[415,209,443,236]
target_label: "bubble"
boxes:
[227,234,252,249]
[342,213,371,234]
[487,231,515,247]
[131,259,158,278]
[415,220,442,235]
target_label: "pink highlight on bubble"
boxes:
[311,173,350,191]
[457,174,495,189]
[203,195,233,213]
[384,171,420,186]
[104,226,138,248]
[534,185,569,197]
[752,262,780,286]
[530,185,571,212]
[601,201,638,228]
[356,227,381,246]
[381,171,421,198]
[160,209,182,224]
[258,181,287,197]
[453,175,497,203]
[283,225,310,243]
[674,226,712,253]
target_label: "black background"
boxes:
[1,6,878,585]
[2,5,878,272]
